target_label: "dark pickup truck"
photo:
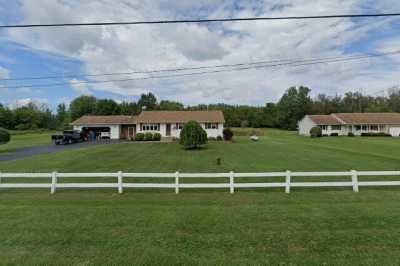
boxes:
[52,130,85,145]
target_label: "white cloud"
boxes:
[0,66,9,79]
[69,79,92,95]
[5,0,400,104]
[9,98,49,110]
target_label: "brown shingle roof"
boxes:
[71,115,137,125]
[136,111,225,123]
[307,115,342,125]
[334,113,400,125]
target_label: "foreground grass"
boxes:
[1,190,400,265]
[1,129,400,265]
[0,131,56,154]
[1,129,400,172]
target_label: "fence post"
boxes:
[118,171,123,194]
[229,171,235,194]
[51,171,57,194]
[175,171,180,194]
[285,170,291,194]
[351,170,359,192]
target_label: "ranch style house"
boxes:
[71,110,225,140]
[298,113,400,137]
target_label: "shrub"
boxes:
[361,132,391,137]
[310,127,322,138]
[0,128,10,144]
[153,133,162,141]
[144,132,153,141]
[348,132,355,137]
[216,135,223,141]
[180,121,207,149]
[223,128,234,141]
[208,137,217,141]
[330,133,339,137]
[135,133,145,141]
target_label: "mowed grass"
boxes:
[1,129,400,265]
[0,131,55,154]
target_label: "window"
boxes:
[370,125,379,131]
[205,123,218,129]
[141,123,160,131]
[379,125,385,131]
[331,125,342,131]
[319,125,328,131]
[355,125,361,131]
[175,123,184,130]
[362,125,368,131]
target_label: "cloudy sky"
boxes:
[0,0,400,109]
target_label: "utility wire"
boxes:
[3,51,398,82]
[2,13,400,28]
[3,51,399,89]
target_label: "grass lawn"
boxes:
[0,130,56,154]
[1,129,400,265]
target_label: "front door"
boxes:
[128,126,136,139]
[166,124,171,136]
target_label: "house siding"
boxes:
[298,116,317,136]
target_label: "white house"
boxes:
[71,110,225,140]
[298,113,400,137]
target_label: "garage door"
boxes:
[389,127,400,137]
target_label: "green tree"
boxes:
[159,100,184,110]
[94,99,120,115]
[180,121,207,149]
[14,103,40,129]
[277,86,312,130]
[0,127,10,144]
[69,96,97,120]
[138,93,157,110]
[119,101,140,115]
[0,104,15,129]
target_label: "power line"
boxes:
[2,13,400,28]
[3,51,399,89]
[3,51,397,82]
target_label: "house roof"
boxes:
[307,115,342,125]
[136,111,225,123]
[71,111,225,125]
[333,113,400,125]
[71,115,137,125]
[307,113,400,125]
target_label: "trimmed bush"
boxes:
[223,128,234,141]
[144,132,153,141]
[180,121,207,149]
[0,128,10,144]
[330,133,339,137]
[153,133,162,141]
[361,132,391,137]
[348,132,355,137]
[310,127,322,138]
[135,133,145,141]
[216,135,223,141]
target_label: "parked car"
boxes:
[52,130,84,145]
[100,132,111,139]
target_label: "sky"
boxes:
[0,0,400,110]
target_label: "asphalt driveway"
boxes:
[0,140,121,162]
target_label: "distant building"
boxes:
[71,110,225,140]
[298,113,400,136]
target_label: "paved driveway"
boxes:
[0,140,121,162]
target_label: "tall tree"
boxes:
[94,99,120,115]
[138,93,157,110]
[158,100,184,110]
[69,96,97,120]
[119,101,140,115]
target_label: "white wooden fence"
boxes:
[1,170,400,194]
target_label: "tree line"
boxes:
[1,87,400,131]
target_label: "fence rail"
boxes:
[1,170,400,194]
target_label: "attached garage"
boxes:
[389,127,400,137]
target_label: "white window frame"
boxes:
[319,125,328,131]
[331,125,341,131]
[141,123,160,131]
[205,123,218,129]
[175,123,184,130]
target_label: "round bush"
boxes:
[0,128,10,144]
[180,121,207,149]
[153,133,162,141]
[223,128,234,141]
[348,132,355,137]
[135,133,144,141]
[144,132,153,141]
[216,135,223,141]
[310,126,322,138]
